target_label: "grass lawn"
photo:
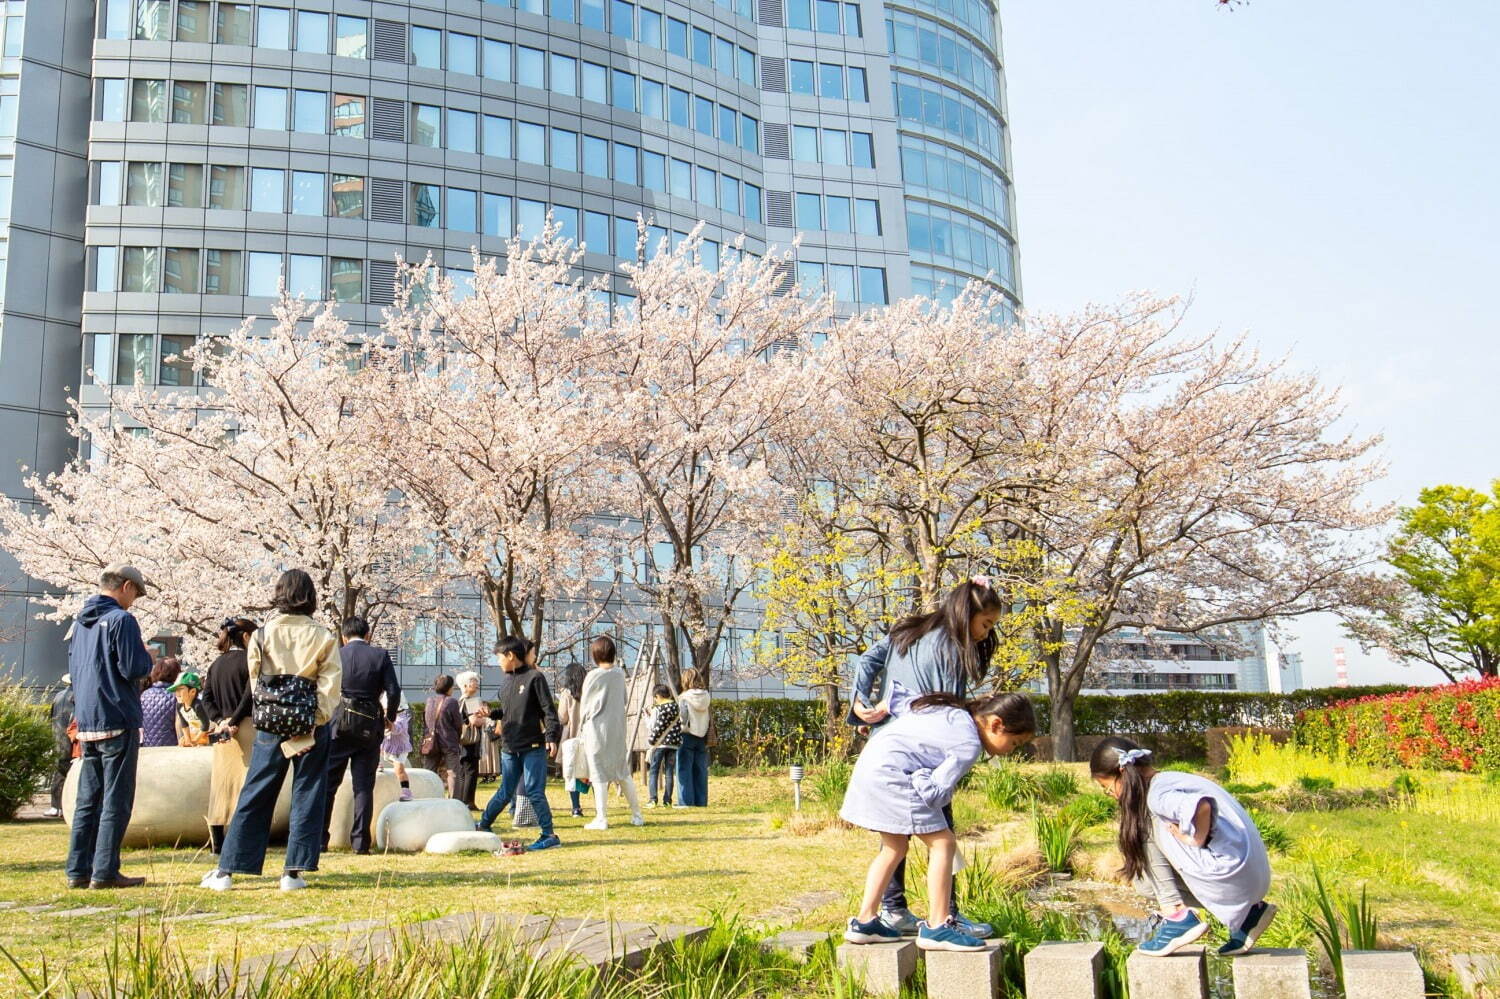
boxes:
[2,759,1496,994]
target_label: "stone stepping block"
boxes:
[1232,948,1311,999]
[760,930,832,964]
[211,914,271,925]
[46,906,116,918]
[1024,941,1103,999]
[328,918,385,933]
[262,915,330,930]
[926,940,1006,999]
[525,916,707,971]
[16,904,59,913]
[1342,951,1425,999]
[162,911,215,923]
[374,798,476,852]
[836,940,919,998]
[1125,944,1207,998]
[119,908,158,918]
[424,830,506,854]
[1453,953,1500,998]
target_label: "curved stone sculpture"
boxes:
[424,830,506,854]
[62,745,293,849]
[374,798,475,853]
[325,767,445,850]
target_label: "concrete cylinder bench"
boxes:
[373,798,476,852]
[326,767,444,849]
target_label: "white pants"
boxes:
[586,753,641,823]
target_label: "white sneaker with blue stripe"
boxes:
[916,918,986,952]
[1138,910,1208,957]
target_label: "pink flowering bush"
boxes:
[1294,677,1500,772]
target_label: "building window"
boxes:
[175,1,212,43]
[739,47,756,85]
[171,81,208,124]
[584,210,609,253]
[291,171,325,215]
[795,193,820,230]
[848,66,868,101]
[293,90,326,133]
[258,7,291,48]
[96,162,122,206]
[718,104,736,142]
[131,79,167,123]
[158,334,197,386]
[553,205,579,243]
[288,254,322,298]
[581,0,605,29]
[332,94,365,137]
[483,39,512,81]
[102,0,130,40]
[517,122,545,164]
[126,162,163,206]
[859,265,887,304]
[668,87,689,127]
[208,165,246,209]
[582,62,607,102]
[330,258,363,302]
[412,104,440,146]
[331,175,364,218]
[851,131,875,167]
[788,0,811,29]
[94,246,118,293]
[411,183,441,227]
[829,263,855,301]
[796,261,824,295]
[411,25,442,68]
[295,10,329,53]
[854,198,880,234]
[615,216,637,258]
[613,142,638,185]
[447,108,477,152]
[669,158,691,197]
[517,46,545,86]
[335,16,367,58]
[250,168,284,212]
[740,113,759,153]
[115,334,155,385]
[822,129,848,165]
[167,164,204,208]
[819,63,844,99]
[448,188,478,232]
[583,135,608,178]
[216,4,253,45]
[163,248,200,293]
[692,27,712,67]
[253,86,288,130]
[551,128,578,171]
[641,78,664,119]
[792,125,818,161]
[613,70,636,111]
[551,53,578,96]
[815,0,840,32]
[666,17,687,56]
[449,32,478,74]
[642,150,665,192]
[212,83,248,126]
[826,195,850,232]
[694,96,714,137]
[611,0,635,39]
[121,247,160,294]
[204,249,242,294]
[483,115,512,157]
[246,252,282,296]
[743,183,761,222]
[483,193,512,237]
[517,198,545,237]
[639,7,662,46]
[789,60,814,95]
[99,80,127,122]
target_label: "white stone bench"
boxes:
[326,767,444,849]
[374,798,475,852]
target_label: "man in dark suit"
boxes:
[322,616,401,854]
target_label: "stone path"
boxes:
[752,888,842,925]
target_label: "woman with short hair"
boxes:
[201,617,258,854]
[139,658,182,747]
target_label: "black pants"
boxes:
[323,734,381,853]
[454,742,482,808]
[882,801,959,913]
[50,747,72,811]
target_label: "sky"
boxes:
[998,0,1500,688]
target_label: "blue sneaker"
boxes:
[844,916,904,944]
[1218,902,1277,956]
[1138,910,1207,957]
[526,833,561,851]
[952,911,994,940]
[878,907,921,936]
[916,919,986,952]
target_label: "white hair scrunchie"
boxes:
[1118,748,1151,768]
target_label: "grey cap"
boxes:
[101,563,151,594]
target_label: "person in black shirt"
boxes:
[476,637,561,850]
[202,617,258,854]
[322,617,402,854]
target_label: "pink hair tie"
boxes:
[969,575,991,589]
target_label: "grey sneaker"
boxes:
[878,907,921,936]
[952,911,994,939]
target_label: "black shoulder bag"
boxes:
[252,634,320,739]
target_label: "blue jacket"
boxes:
[849,629,966,727]
[68,595,153,734]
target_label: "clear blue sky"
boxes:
[999,0,1500,687]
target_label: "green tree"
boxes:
[1344,483,1500,681]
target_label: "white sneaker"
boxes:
[644,801,657,809]
[279,874,308,891]
[583,819,608,831]
[200,870,232,892]
[630,815,645,827]
[43,807,62,818]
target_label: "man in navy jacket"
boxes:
[65,564,154,889]
[322,616,402,854]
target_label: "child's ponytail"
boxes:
[912,690,1037,734]
[889,579,1004,685]
[1089,736,1154,881]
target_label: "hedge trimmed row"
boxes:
[1028,685,1408,737]
[1294,677,1500,773]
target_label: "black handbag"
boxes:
[252,635,319,739]
[334,695,384,746]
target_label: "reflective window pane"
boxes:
[332,94,365,136]
[330,258,363,302]
[293,90,326,133]
[121,247,160,293]
[253,86,287,130]
[208,165,245,209]
[126,162,163,206]
[163,248,200,293]
[296,10,329,53]
[131,79,167,122]
[212,83,248,126]
[448,188,477,232]
[175,1,212,43]
[447,109,477,152]
[158,334,197,385]
[411,26,442,68]
[115,333,155,384]
[331,175,364,218]
[258,7,291,48]
[483,193,512,237]
[288,254,322,298]
[250,167,284,212]
[291,171,325,215]
[204,249,243,294]
[167,163,204,208]
[411,183,441,226]
[449,33,478,74]
[335,16,367,58]
[216,4,252,44]
[484,115,512,157]
[172,81,207,124]
[247,252,283,296]
[412,104,441,146]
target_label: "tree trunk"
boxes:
[817,682,844,752]
[1049,695,1078,763]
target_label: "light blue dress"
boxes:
[849,630,966,728]
[1148,770,1272,929]
[839,685,983,835]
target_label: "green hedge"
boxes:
[1030,686,1409,737]
[0,680,56,820]
[1294,677,1500,772]
[711,698,832,767]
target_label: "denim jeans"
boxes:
[65,733,139,883]
[322,733,381,853]
[648,747,677,804]
[881,801,958,912]
[675,733,709,806]
[478,746,553,836]
[220,724,332,876]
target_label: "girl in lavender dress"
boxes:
[381,693,414,801]
[840,684,1036,952]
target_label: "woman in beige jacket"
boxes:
[201,570,341,893]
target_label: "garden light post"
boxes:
[790,765,804,811]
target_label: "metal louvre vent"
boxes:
[372,20,409,63]
[763,122,790,158]
[770,261,795,296]
[757,0,784,26]
[760,56,787,92]
[368,178,405,224]
[764,190,794,227]
[370,98,407,142]
[368,260,399,306]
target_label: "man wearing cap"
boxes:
[64,564,154,890]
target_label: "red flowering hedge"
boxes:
[1294,677,1500,773]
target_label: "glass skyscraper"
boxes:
[0,0,1018,683]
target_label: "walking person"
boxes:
[201,570,341,892]
[64,564,154,890]
[322,617,401,854]
[556,661,588,817]
[201,617,258,854]
[45,675,76,818]
[476,637,561,850]
[674,669,712,807]
[645,684,681,808]
[422,675,464,797]
[580,636,643,830]
[139,657,182,747]
[453,670,488,810]
[848,578,1004,940]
